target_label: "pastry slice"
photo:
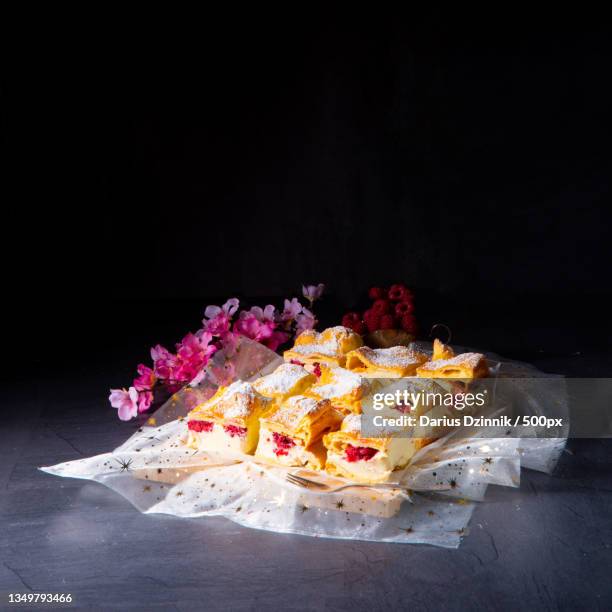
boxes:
[186,381,271,454]
[255,395,342,469]
[345,345,427,378]
[305,364,370,414]
[323,414,431,484]
[283,325,363,367]
[253,363,316,403]
[432,338,455,361]
[416,352,488,380]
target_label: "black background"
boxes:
[4,13,611,383]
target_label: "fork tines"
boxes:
[286,472,326,489]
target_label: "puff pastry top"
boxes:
[432,338,455,361]
[323,414,393,454]
[188,381,271,426]
[306,365,369,413]
[416,352,488,380]
[253,363,316,400]
[259,395,341,447]
[283,326,363,366]
[345,346,427,377]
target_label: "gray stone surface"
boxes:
[1,361,611,611]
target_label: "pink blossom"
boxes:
[173,332,217,382]
[137,389,154,413]
[150,344,178,380]
[262,330,290,351]
[249,304,277,323]
[203,298,240,334]
[296,306,316,334]
[109,387,139,421]
[302,283,325,305]
[133,364,155,391]
[281,298,303,322]
[233,312,276,342]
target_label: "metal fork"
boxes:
[285,472,413,500]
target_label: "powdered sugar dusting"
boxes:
[206,381,259,419]
[288,340,340,357]
[355,346,423,368]
[310,367,365,400]
[288,326,357,359]
[268,395,325,430]
[342,413,362,433]
[254,363,312,396]
[419,352,484,372]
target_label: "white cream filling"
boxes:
[255,427,314,467]
[328,438,416,481]
[188,423,251,454]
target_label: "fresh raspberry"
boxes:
[188,420,214,433]
[388,283,414,302]
[395,301,414,317]
[342,312,361,328]
[400,313,418,334]
[368,286,386,300]
[353,321,367,335]
[379,314,398,329]
[224,424,247,438]
[363,308,381,333]
[345,444,379,462]
[371,299,391,315]
[312,362,322,378]
[272,432,295,456]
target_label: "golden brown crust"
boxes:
[305,364,369,414]
[253,363,316,400]
[259,395,342,447]
[344,346,427,377]
[283,326,363,367]
[432,338,455,361]
[416,352,488,379]
[187,381,271,426]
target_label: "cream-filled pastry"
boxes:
[186,381,271,454]
[416,352,488,380]
[253,363,316,403]
[283,326,363,367]
[345,345,427,378]
[305,364,370,414]
[255,395,342,469]
[323,414,430,483]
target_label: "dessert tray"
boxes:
[42,329,567,548]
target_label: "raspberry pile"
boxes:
[341,283,418,335]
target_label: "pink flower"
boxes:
[203,298,239,335]
[233,312,266,340]
[150,344,178,380]
[133,364,155,391]
[249,304,277,323]
[281,298,303,322]
[262,330,290,351]
[109,387,139,421]
[137,389,154,413]
[296,306,316,334]
[174,332,217,382]
[302,283,325,305]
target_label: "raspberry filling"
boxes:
[344,444,378,462]
[312,362,322,378]
[188,420,214,433]
[224,424,247,438]
[272,432,296,456]
[290,359,305,367]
